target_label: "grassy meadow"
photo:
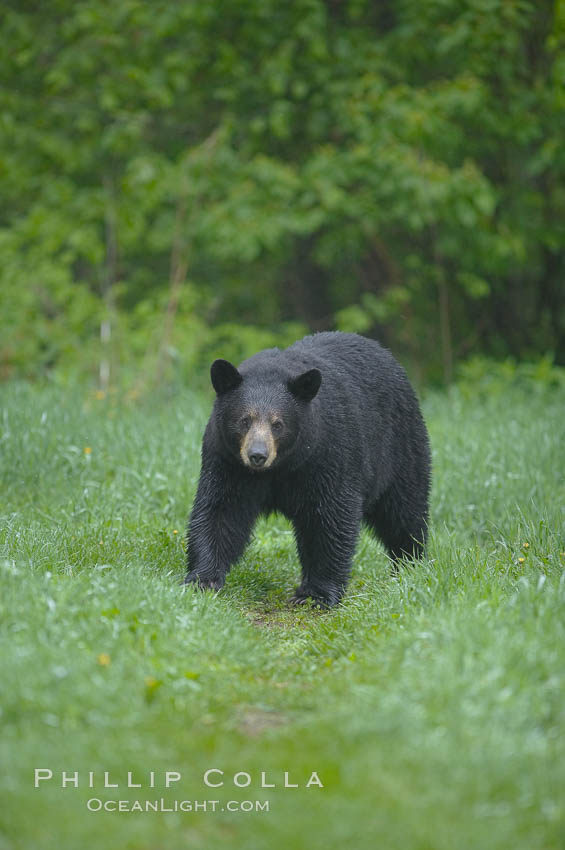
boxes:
[1,378,564,849]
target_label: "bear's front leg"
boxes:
[291,497,362,607]
[185,466,259,592]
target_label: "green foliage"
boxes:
[1,0,564,385]
[1,381,564,848]
[456,354,565,398]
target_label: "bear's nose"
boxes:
[248,440,269,467]
[249,451,268,468]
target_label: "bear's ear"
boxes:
[288,368,322,402]
[211,359,243,395]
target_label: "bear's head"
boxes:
[209,358,322,471]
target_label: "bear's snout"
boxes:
[248,443,269,468]
[240,422,277,470]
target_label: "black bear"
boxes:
[185,332,431,607]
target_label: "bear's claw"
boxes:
[184,571,224,592]
[290,589,330,609]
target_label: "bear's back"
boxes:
[237,332,411,413]
[287,331,385,365]
[284,332,405,395]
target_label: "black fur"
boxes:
[185,332,431,607]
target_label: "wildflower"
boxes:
[518,557,525,564]
[97,653,111,667]
[522,542,530,549]
[83,447,92,455]
[173,529,179,535]
[144,676,162,702]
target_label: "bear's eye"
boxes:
[271,419,284,436]
[240,415,252,430]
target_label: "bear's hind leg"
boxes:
[365,483,428,564]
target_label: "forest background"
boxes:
[1,0,564,391]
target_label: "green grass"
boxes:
[1,379,564,850]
